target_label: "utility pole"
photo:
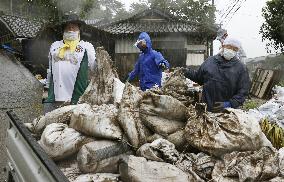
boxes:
[212,0,214,6]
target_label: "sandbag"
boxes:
[39,123,88,161]
[74,173,121,182]
[162,68,198,106]
[185,108,272,157]
[119,155,194,182]
[139,92,188,136]
[31,104,78,134]
[118,83,149,148]
[136,139,210,181]
[79,47,119,105]
[212,147,279,182]
[70,103,122,140]
[77,140,132,173]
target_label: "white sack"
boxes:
[32,105,77,133]
[77,140,132,173]
[112,78,125,104]
[119,155,194,182]
[39,123,87,160]
[139,92,188,136]
[70,103,122,140]
[118,83,148,148]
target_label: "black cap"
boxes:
[61,14,86,28]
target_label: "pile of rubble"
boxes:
[26,48,284,182]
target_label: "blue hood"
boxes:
[138,32,152,50]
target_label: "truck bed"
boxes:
[6,111,69,182]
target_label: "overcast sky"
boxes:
[119,0,271,58]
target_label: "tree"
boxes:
[260,0,284,53]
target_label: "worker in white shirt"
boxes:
[44,14,96,113]
[216,28,247,64]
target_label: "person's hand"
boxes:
[212,102,224,113]
[159,62,167,70]
[212,101,231,112]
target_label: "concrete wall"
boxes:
[0,51,43,181]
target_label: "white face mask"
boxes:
[223,48,237,60]
[63,31,79,41]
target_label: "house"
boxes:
[96,8,217,78]
[0,12,44,52]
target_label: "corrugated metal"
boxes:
[186,53,204,66]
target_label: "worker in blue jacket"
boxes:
[182,37,251,112]
[126,32,170,91]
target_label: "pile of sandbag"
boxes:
[29,47,284,182]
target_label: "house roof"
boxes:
[0,14,44,38]
[99,8,200,34]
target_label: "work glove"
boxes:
[212,101,231,113]
[159,62,167,70]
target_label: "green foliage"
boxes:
[260,0,284,53]
[242,100,259,111]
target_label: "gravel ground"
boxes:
[0,51,42,181]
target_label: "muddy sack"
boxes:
[162,69,198,106]
[185,108,272,157]
[119,155,195,182]
[79,47,120,105]
[70,103,122,140]
[118,83,149,148]
[139,92,187,136]
[39,123,87,161]
[77,140,132,173]
[212,147,279,182]
[31,105,77,134]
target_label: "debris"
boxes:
[212,147,279,182]
[162,68,199,106]
[79,47,120,105]
[185,108,272,157]
[73,173,121,182]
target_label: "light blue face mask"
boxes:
[63,31,79,41]
[223,48,237,60]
